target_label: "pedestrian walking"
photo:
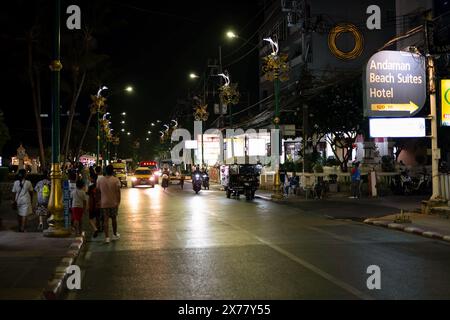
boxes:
[71,179,87,236]
[34,170,51,231]
[93,165,104,231]
[97,164,121,244]
[284,174,290,197]
[87,173,100,238]
[350,162,361,199]
[11,169,34,232]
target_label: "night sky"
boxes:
[0,0,263,157]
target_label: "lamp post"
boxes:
[262,37,289,200]
[45,0,69,237]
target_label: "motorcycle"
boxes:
[391,170,413,195]
[202,173,210,190]
[391,169,431,195]
[161,173,169,190]
[193,173,202,194]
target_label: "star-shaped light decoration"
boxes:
[90,95,107,115]
[262,37,290,82]
[218,72,240,106]
[193,104,209,122]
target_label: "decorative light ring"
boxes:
[328,23,364,60]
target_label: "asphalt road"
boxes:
[68,183,450,300]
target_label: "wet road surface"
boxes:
[68,183,450,299]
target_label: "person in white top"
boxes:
[71,179,87,236]
[11,169,34,232]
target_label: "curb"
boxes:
[42,235,85,300]
[364,219,450,243]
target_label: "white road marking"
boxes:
[212,215,373,300]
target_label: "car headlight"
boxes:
[131,177,137,182]
[150,176,154,181]
[195,174,200,179]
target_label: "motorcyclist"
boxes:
[192,165,202,194]
[161,167,170,189]
[201,167,210,190]
[192,165,201,177]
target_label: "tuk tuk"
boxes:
[226,164,261,200]
[112,161,128,188]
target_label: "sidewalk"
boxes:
[364,212,450,243]
[255,190,425,219]
[254,189,450,243]
[0,202,84,300]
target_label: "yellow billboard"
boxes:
[442,79,450,127]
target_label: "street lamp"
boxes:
[125,86,134,93]
[261,36,288,200]
[189,73,199,79]
[226,30,238,39]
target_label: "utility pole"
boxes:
[218,46,224,128]
[282,0,311,185]
[424,17,441,200]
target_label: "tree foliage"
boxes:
[303,74,366,171]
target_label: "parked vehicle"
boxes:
[226,164,260,200]
[391,168,430,195]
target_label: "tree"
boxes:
[26,22,49,169]
[306,76,365,172]
[60,27,109,163]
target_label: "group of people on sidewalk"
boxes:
[11,164,122,243]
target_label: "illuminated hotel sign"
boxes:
[364,50,426,118]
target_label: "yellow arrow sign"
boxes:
[371,101,419,114]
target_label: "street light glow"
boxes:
[125,86,134,93]
[127,132,131,135]
[226,30,237,39]
[122,112,126,116]
[189,73,199,79]
[121,121,125,124]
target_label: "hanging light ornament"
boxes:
[90,95,107,115]
[193,104,209,122]
[112,136,120,146]
[218,72,240,106]
[262,37,290,82]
